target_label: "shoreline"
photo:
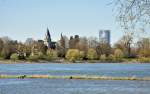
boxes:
[0,59,149,64]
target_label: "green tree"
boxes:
[79,51,85,60]
[10,53,19,61]
[87,48,97,60]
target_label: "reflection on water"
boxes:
[0,63,150,94]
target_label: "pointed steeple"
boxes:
[47,28,51,42]
[61,32,63,38]
[44,27,56,49]
[45,27,52,48]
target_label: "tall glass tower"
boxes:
[99,30,110,44]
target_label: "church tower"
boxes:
[44,28,56,49]
[44,28,52,48]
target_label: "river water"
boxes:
[0,63,150,94]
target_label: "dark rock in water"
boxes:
[18,75,26,79]
[70,76,73,79]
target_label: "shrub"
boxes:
[138,57,150,63]
[38,52,46,60]
[100,54,107,61]
[107,54,115,61]
[65,49,80,62]
[46,49,58,60]
[79,51,85,60]
[10,53,19,61]
[114,49,124,60]
[27,55,39,62]
[87,48,97,60]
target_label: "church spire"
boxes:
[44,27,56,49]
[61,32,63,38]
[45,27,52,48]
[47,28,51,42]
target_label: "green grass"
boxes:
[0,74,150,81]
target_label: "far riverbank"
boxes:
[0,58,150,64]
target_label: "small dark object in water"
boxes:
[18,75,26,79]
[70,76,73,79]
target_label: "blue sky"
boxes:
[0,0,123,44]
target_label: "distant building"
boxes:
[38,40,44,44]
[99,30,110,44]
[44,28,56,49]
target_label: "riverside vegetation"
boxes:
[0,35,150,63]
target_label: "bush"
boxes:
[107,54,115,61]
[79,51,85,60]
[38,52,46,60]
[46,49,58,60]
[100,54,107,61]
[65,49,80,62]
[114,49,124,60]
[87,48,97,60]
[138,57,150,63]
[27,55,39,62]
[10,53,19,61]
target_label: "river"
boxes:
[0,63,150,94]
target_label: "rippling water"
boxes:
[0,63,150,94]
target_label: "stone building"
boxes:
[44,28,56,49]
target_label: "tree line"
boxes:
[0,34,150,63]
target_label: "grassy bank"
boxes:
[0,74,150,81]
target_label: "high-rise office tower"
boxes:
[99,30,110,44]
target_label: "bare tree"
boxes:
[25,38,34,46]
[114,0,150,33]
[88,37,99,49]
[96,43,112,57]
[114,35,133,57]
[113,0,150,57]
[137,38,150,57]
[0,38,4,54]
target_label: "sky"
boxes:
[0,0,123,44]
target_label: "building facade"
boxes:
[99,30,110,44]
